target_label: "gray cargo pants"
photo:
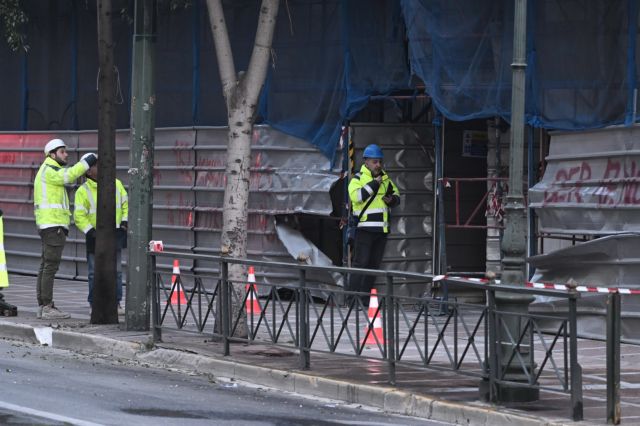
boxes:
[36,227,67,307]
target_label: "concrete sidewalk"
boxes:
[0,274,631,425]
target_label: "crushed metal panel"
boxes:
[275,222,344,291]
[194,126,339,216]
[529,125,640,234]
[529,234,640,343]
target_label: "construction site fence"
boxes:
[149,251,623,422]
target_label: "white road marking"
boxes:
[0,400,104,426]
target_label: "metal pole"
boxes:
[299,269,310,370]
[502,0,528,287]
[221,260,230,356]
[527,126,536,278]
[487,288,498,403]
[454,302,458,369]
[569,296,583,421]
[150,253,161,342]
[493,0,538,402]
[386,275,396,385]
[606,293,621,424]
[432,113,442,275]
[126,0,156,331]
[343,124,352,270]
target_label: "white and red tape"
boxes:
[432,275,640,295]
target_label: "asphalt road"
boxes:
[0,339,450,425]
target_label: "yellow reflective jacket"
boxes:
[348,164,400,233]
[74,178,129,234]
[34,157,89,229]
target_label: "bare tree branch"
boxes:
[242,0,280,114]
[206,0,236,108]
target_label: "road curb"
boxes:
[0,321,38,344]
[0,320,582,425]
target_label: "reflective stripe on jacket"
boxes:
[348,164,400,233]
[74,178,129,234]
[34,157,89,229]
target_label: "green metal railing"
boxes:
[150,250,589,420]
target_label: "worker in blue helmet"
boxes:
[347,144,400,306]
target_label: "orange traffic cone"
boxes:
[169,259,187,305]
[362,288,384,345]
[245,266,261,314]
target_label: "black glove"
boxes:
[82,153,97,167]
[87,228,96,239]
[0,209,3,217]
[120,221,128,230]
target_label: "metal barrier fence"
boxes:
[150,250,590,420]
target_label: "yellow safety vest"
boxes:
[0,216,8,288]
[74,178,128,234]
[348,164,400,233]
[34,157,88,229]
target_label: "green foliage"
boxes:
[0,0,28,52]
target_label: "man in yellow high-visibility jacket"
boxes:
[0,209,17,316]
[74,154,128,315]
[34,138,97,320]
[348,144,400,307]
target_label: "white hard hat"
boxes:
[44,139,66,154]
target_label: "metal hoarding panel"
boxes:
[529,234,640,342]
[0,127,339,287]
[530,125,640,234]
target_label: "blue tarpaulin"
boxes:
[264,0,639,159]
[1,0,638,160]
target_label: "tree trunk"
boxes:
[93,0,118,324]
[221,107,252,337]
[206,0,280,338]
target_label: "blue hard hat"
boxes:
[363,144,383,159]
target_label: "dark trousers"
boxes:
[36,227,67,306]
[349,230,388,304]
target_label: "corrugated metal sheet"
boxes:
[530,125,640,234]
[0,126,339,286]
[529,234,640,343]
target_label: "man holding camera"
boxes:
[347,144,400,305]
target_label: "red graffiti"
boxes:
[543,161,591,204]
[0,153,17,164]
[165,192,194,228]
[544,159,640,206]
[174,140,194,185]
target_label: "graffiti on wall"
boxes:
[542,158,640,206]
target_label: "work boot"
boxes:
[41,304,70,320]
[0,292,17,316]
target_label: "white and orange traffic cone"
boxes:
[169,259,187,305]
[245,266,261,314]
[362,288,384,345]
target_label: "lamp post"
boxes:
[496,0,538,402]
